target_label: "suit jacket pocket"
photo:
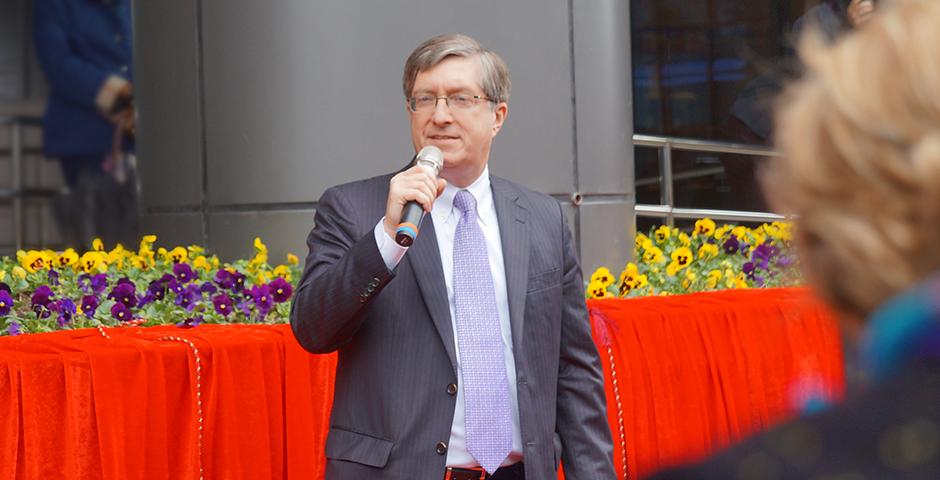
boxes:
[325,426,395,467]
[527,267,561,293]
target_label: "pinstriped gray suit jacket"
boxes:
[290,171,615,479]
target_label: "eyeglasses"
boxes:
[408,94,494,113]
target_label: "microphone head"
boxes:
[415,145,444,176]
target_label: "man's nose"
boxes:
[430,98,454,124]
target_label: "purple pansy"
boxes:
[175,284,201,311]
[200,281,217,295]
[78,273,109,295]
[231,271,246,293]
[248,285,273,319]
[214,270,235,289]
[48,269,60,286]
[0,282,11,294]
[174,263,195,284]
[7,320,21,336]
[722,236,740,255]
[52,298,76,327]
[212,293,234,316]
[111,302,132,322]
[0,290,13,316]
[176,315,204,329]
[31,286,54,319]
[108,282,138,308]
[147,279,168,301]
[269,277,292,303]
[81,295,99,317]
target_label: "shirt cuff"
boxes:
[95,75,129,114]
[374,218,408,271]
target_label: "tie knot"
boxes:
[454,190,477,215]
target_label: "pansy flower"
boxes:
[108,282,138,308]
[176,315,203,329]
[81,295,99,317]
[212,293,234,316]
[174,263,195,284]
[269,277,293,303]
[111,302,132,322]
[0,290,13,316]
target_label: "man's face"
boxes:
[409,55,507,187]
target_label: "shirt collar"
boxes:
[432,166,492,226]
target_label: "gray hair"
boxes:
[402,33,511,104]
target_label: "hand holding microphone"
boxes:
[383,146,446,246]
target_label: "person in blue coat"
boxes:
[33,0,137,249]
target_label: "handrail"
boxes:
[633,133,783,227]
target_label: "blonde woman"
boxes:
[652,0,940,477]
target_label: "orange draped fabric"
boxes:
[589,287,845,479]
[0,288,843,479]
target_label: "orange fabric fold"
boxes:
[0,288,842,479]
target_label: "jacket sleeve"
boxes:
[289,186,395,353]
[33,0,112,109]
[554,202,617,479]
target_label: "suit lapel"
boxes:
[491,177,530,362]
[406,216,459,373]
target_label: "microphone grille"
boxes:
[416,145,444,175]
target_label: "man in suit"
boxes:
[290,34,615,480]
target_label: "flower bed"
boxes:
[0,236,300,336]
[587,219,801,298]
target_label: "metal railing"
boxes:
[0,114,50,251]
[633,133,786,225]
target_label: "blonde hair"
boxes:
[766,0,940,319]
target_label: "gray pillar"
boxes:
[134,0,634,274]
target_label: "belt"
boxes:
[443,462,525,480]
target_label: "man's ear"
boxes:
[492,102,508,137]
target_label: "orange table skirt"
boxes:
[0,287,843,479]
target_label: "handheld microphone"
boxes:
[395,145,444,247]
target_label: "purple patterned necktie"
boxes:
[452,189,513,474]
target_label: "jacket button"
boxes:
[446,383,457,395]
[436,442,447,455]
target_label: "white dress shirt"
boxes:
[373,166,523,468]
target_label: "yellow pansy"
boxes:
[107,245,128,268]
[20,250,53,273]
[250,237,269,267]
[731,226,749,240]
[733,272,749,289]
[590,267,615,288]
[618,263,640,295]
[634,233,650,250]
[157,247,168,261]
[694,218,716,237]
[586,280,612,299]
[654,225,671,243]
[188,245,205,256]
[92,238,105,252]
[772,222,792,241]
[130,255,153,270]
[635,274,648,289]
[682,270,697,290]
[12,266,27,279]
[714,225,731,240]
[168,247,188,264]
[256,271,272,285]
[640,237,653,251]
[678,232,691,247]
[193,256,212,272]
[286,253,299,265]
[666,262,680,276]
[642,246,665,264]
[705,270,722,289]
[79,251,107,273]
[671,247,693,269]
[57,249,79,269]
[698,243,719,259]
[273,265,292,281]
